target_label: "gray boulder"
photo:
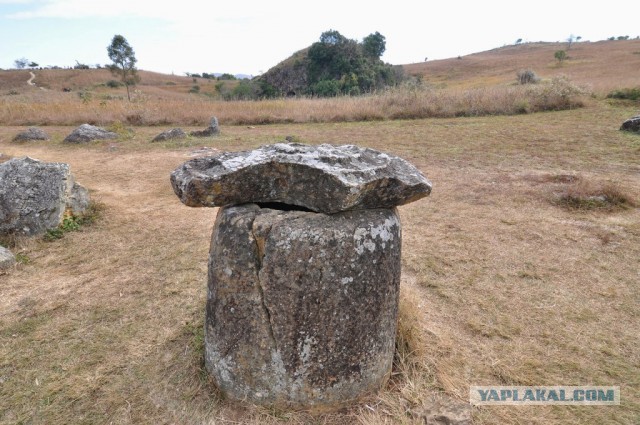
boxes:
[189,117,220,137]
[0,157,90,236]
[152,128,187,142]
[13,127,50,142]
[63,124,117,143]
[205,203,401,408]
[171,142,431,214]
[621,115,640,133]
[0,246,16,270]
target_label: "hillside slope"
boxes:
[1,39,639,99]
[404,39,640,94]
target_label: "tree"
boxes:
[362,32,386,59]
[554,50,567,64]
[107,34,139,101]
[566,34,575,50]
[14,58,29,69]
[319,29,347,45]
[28,61,39,69]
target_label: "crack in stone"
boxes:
[251,218,279,353]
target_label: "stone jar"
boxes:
[171,142,432,410]
[205,203,402,409]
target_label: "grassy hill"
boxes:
[2,38,639,101]
[405,39,640,94]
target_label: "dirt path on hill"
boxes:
[27,71,46,90]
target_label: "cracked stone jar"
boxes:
[205,202,401,409]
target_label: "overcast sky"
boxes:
[1,0,638,76]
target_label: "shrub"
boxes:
[312,79,341,97]
[528,76,586,111]
[106,80,122,88]
[189,85,200,93]
[606,87,640,101]
[554,50,567,63]
[517,69,539,85]
[231,80,257,100]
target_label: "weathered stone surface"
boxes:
[620,115,640,133]
[0,157,90,236]
[13,127,50,142]
[152,128,187,142]
[190,116,220,137]
[171,142,431,213]
[63,124,117,143]
[206,203,401,408]
[0,246,16,270]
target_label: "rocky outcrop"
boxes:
[205,204,401,408]
[190,117,220,138]
[0,246,15,270]
[13,127,50,142]
[620,115,640,133]
[152,128,187,142]
[171,142,431,214]
[0,157,90,236]
[63,124,118,143]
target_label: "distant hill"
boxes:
[256,30,399,97]
[404,39,640,94]
[1,39,638,99]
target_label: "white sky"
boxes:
[1,0,638,76]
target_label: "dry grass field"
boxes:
[1,39,640,424]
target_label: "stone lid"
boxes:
[170,142,431,213]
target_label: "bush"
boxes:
[517,69,539,85]
[312,79,341,97]
[231,80,257,100]
[606,87,640,101]
[554,50,567,63]
[528,76,586,111]
[106,80,122,88]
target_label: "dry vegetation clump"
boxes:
[556,179,636,211]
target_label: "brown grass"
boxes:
[405,39,640,95]
[0,77,589,127]
[0,99,639,424]
[11,38,640,127]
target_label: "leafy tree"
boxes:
[319,29,347,45]
[14,58,29,69]
[28,61,39,69]
[107,34,139,101]
[306,30,396,96]
[362,32,386,58]
[554,50,567,64]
